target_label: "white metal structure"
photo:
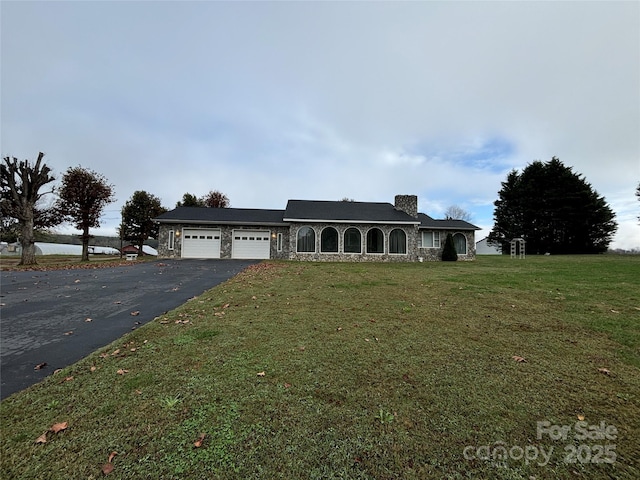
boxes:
[181,229,221,258]
[510,238,525,259]
[232,230,271,259]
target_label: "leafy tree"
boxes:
[1,153,61,265]
[488,157,617,254]
[201,190,230,208]
[441,233,458,261]
[176,193,204,208]
[121,191,167,255]
[57,166,115,261]
[444,205,472,221]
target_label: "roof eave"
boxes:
[156,219,288,227]
[283,217,420,225]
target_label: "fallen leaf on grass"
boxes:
[35,432,48,444]
[64,376,74,382]
[90,366,97,372]
[336,327,343,331]
[101,463,114,475]
[598,368,611,376]
[512,355,527,363]
[284,383,292,389]
[577,414,585,421]
[116,369,129,375]
[194,433,206,448]
[108,451,117,463]
[50,422,68,433]
[111,349,120,356]
[257,371,266,377]
[34,362,47,370]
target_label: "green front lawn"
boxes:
[1,255,639,479]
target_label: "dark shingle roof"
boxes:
[418,213,480,230]
[154,203,479,230]
[155,207,286,226]
[283,200,420,224]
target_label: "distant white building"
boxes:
[475,237,502,255]
[1,242,120,256]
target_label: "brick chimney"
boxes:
[394,195,418,218]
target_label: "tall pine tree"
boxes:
[489,158,616,254]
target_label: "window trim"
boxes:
[320,226,339,253]
[389,228,407,255]
[366,227,385,254]
[453,232,467,255]
[277,233,283,252]
[168,230,175,250]
[296,226,316,253]
[421,231,441,248]
[343,227,362,254]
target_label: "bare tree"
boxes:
[1,153,59,265]
[444,205,472,222]
[636,183,640,220]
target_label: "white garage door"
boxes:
[182,229,221,258]
[232,230,271,259]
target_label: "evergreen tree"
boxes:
[488,158,617,254]
[441,233,458,261]
[176,193,203,208]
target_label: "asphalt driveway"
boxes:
[0,259,258,400]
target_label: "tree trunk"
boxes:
[81,228,91,262]
[19,206,37,265]
[138,239,145,256]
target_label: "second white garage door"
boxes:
[232,230,271,259]
[182,229,221,258]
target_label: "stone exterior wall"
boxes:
[417,230,476,261]
[157,223,475,261]
[288,223,419,262]
[394,195,418,218]
[157,224,289,259]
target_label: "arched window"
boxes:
[321,227,338,253]
[366,228,384,254]
[297,227,316,253]
[344,227,362,253]
[453,233,467,255]
[389,229,407,254]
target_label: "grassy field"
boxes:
[1,255,638,479]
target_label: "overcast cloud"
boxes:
[2,1,638,249]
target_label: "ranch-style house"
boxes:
[154,195,479,262]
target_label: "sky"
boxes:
[2,1,639,249]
